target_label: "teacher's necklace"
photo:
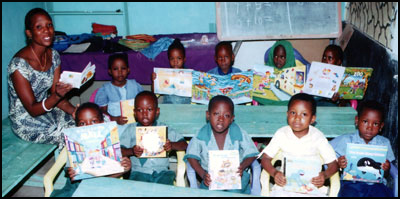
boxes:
[30,45,47,71]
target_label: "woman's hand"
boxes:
[55,82,73,98]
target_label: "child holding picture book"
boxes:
[184,95,258,194]
[95,53,143,125]
[258,93,338,196]
[329,100,395,197]
[119,91,187,185]
[151,38,191,104]
[51,102,131,197]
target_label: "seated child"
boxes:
[208,41,242,75]
[184,95,259,194]
[51,102,131,197]
[151,38,191,104]
[255,40,310,106]
[118,91,188,185]
[317,44,351,107]
[95,52,143,125]
[258,93,338,196]
[329,100,395,197]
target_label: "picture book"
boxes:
[120,99,135,124]
[284,154,322,195]
[343,143,387,183]
[252,64,306,101]
[153,68,193,97]
[192,70,253,105]
[208,150,241,191]
[337,67,373,100]
[60,62,96,88]
[136,126,167,158]
[303,62,346,98]
[63,121,124,181]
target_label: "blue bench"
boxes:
[2,118,57,197]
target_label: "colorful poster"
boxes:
[120,99,135,124]
[154,68,193,97]
[60,62,95,89]
[136,126,167,158]
[303,62,345,98]
[63,121,124,181]
[208,150,241,190]
[284,154,322,194]
[343,143,387,183]
[192,71,253,104]
[337,67,373,100]
[252,65,305,101]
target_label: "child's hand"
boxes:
[152,72,157,81]
[120,157,132,172]
[111,116,128,125]
[311,172,326,188]
[381,159,391,171]
[338,156,347,169]
[163,139,172,152]
[67,167,77,181]
[133,145,143,157]
[331,92,340,102]
[55,82,73,98]
[237,165,244,177]
[202,173,211,187]
[273,171,286,187]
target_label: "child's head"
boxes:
[207,95,235,134]
[273,45,286,69]
[108,53,130,83]
[168,38,186,69]
[214,41,235,74]
[355,100,385,144]
[75,102,104,127]
[321,44,343,66]
[287,93,317,134]
[134,91,160,126]
[25,8,54,44]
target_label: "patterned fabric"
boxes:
[8,49,74,146]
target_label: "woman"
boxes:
[8,8,76,146]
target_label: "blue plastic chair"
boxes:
[186,141,261,196]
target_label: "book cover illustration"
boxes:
[136,126,167,158]
[337,67,373,100]
[192,70,253,105]
[343,143,387,183]
[303,62,345,98]
[154,68,193,97]
[252,64,305,101]
[60,62,96,88]
[63,121,124,181]
[284,154,321,194]
[208,150,241,191]
[120,99,135,124]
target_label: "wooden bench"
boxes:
[157,104,357,138]
[2,118,57,197]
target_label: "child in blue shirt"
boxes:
[151,38,191,104]
[51,102,131,197]
[184,95,258,194]
[208,41,242,75]
[330,100,395,197]
[95,53,143,125]
[118,91,188,185]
